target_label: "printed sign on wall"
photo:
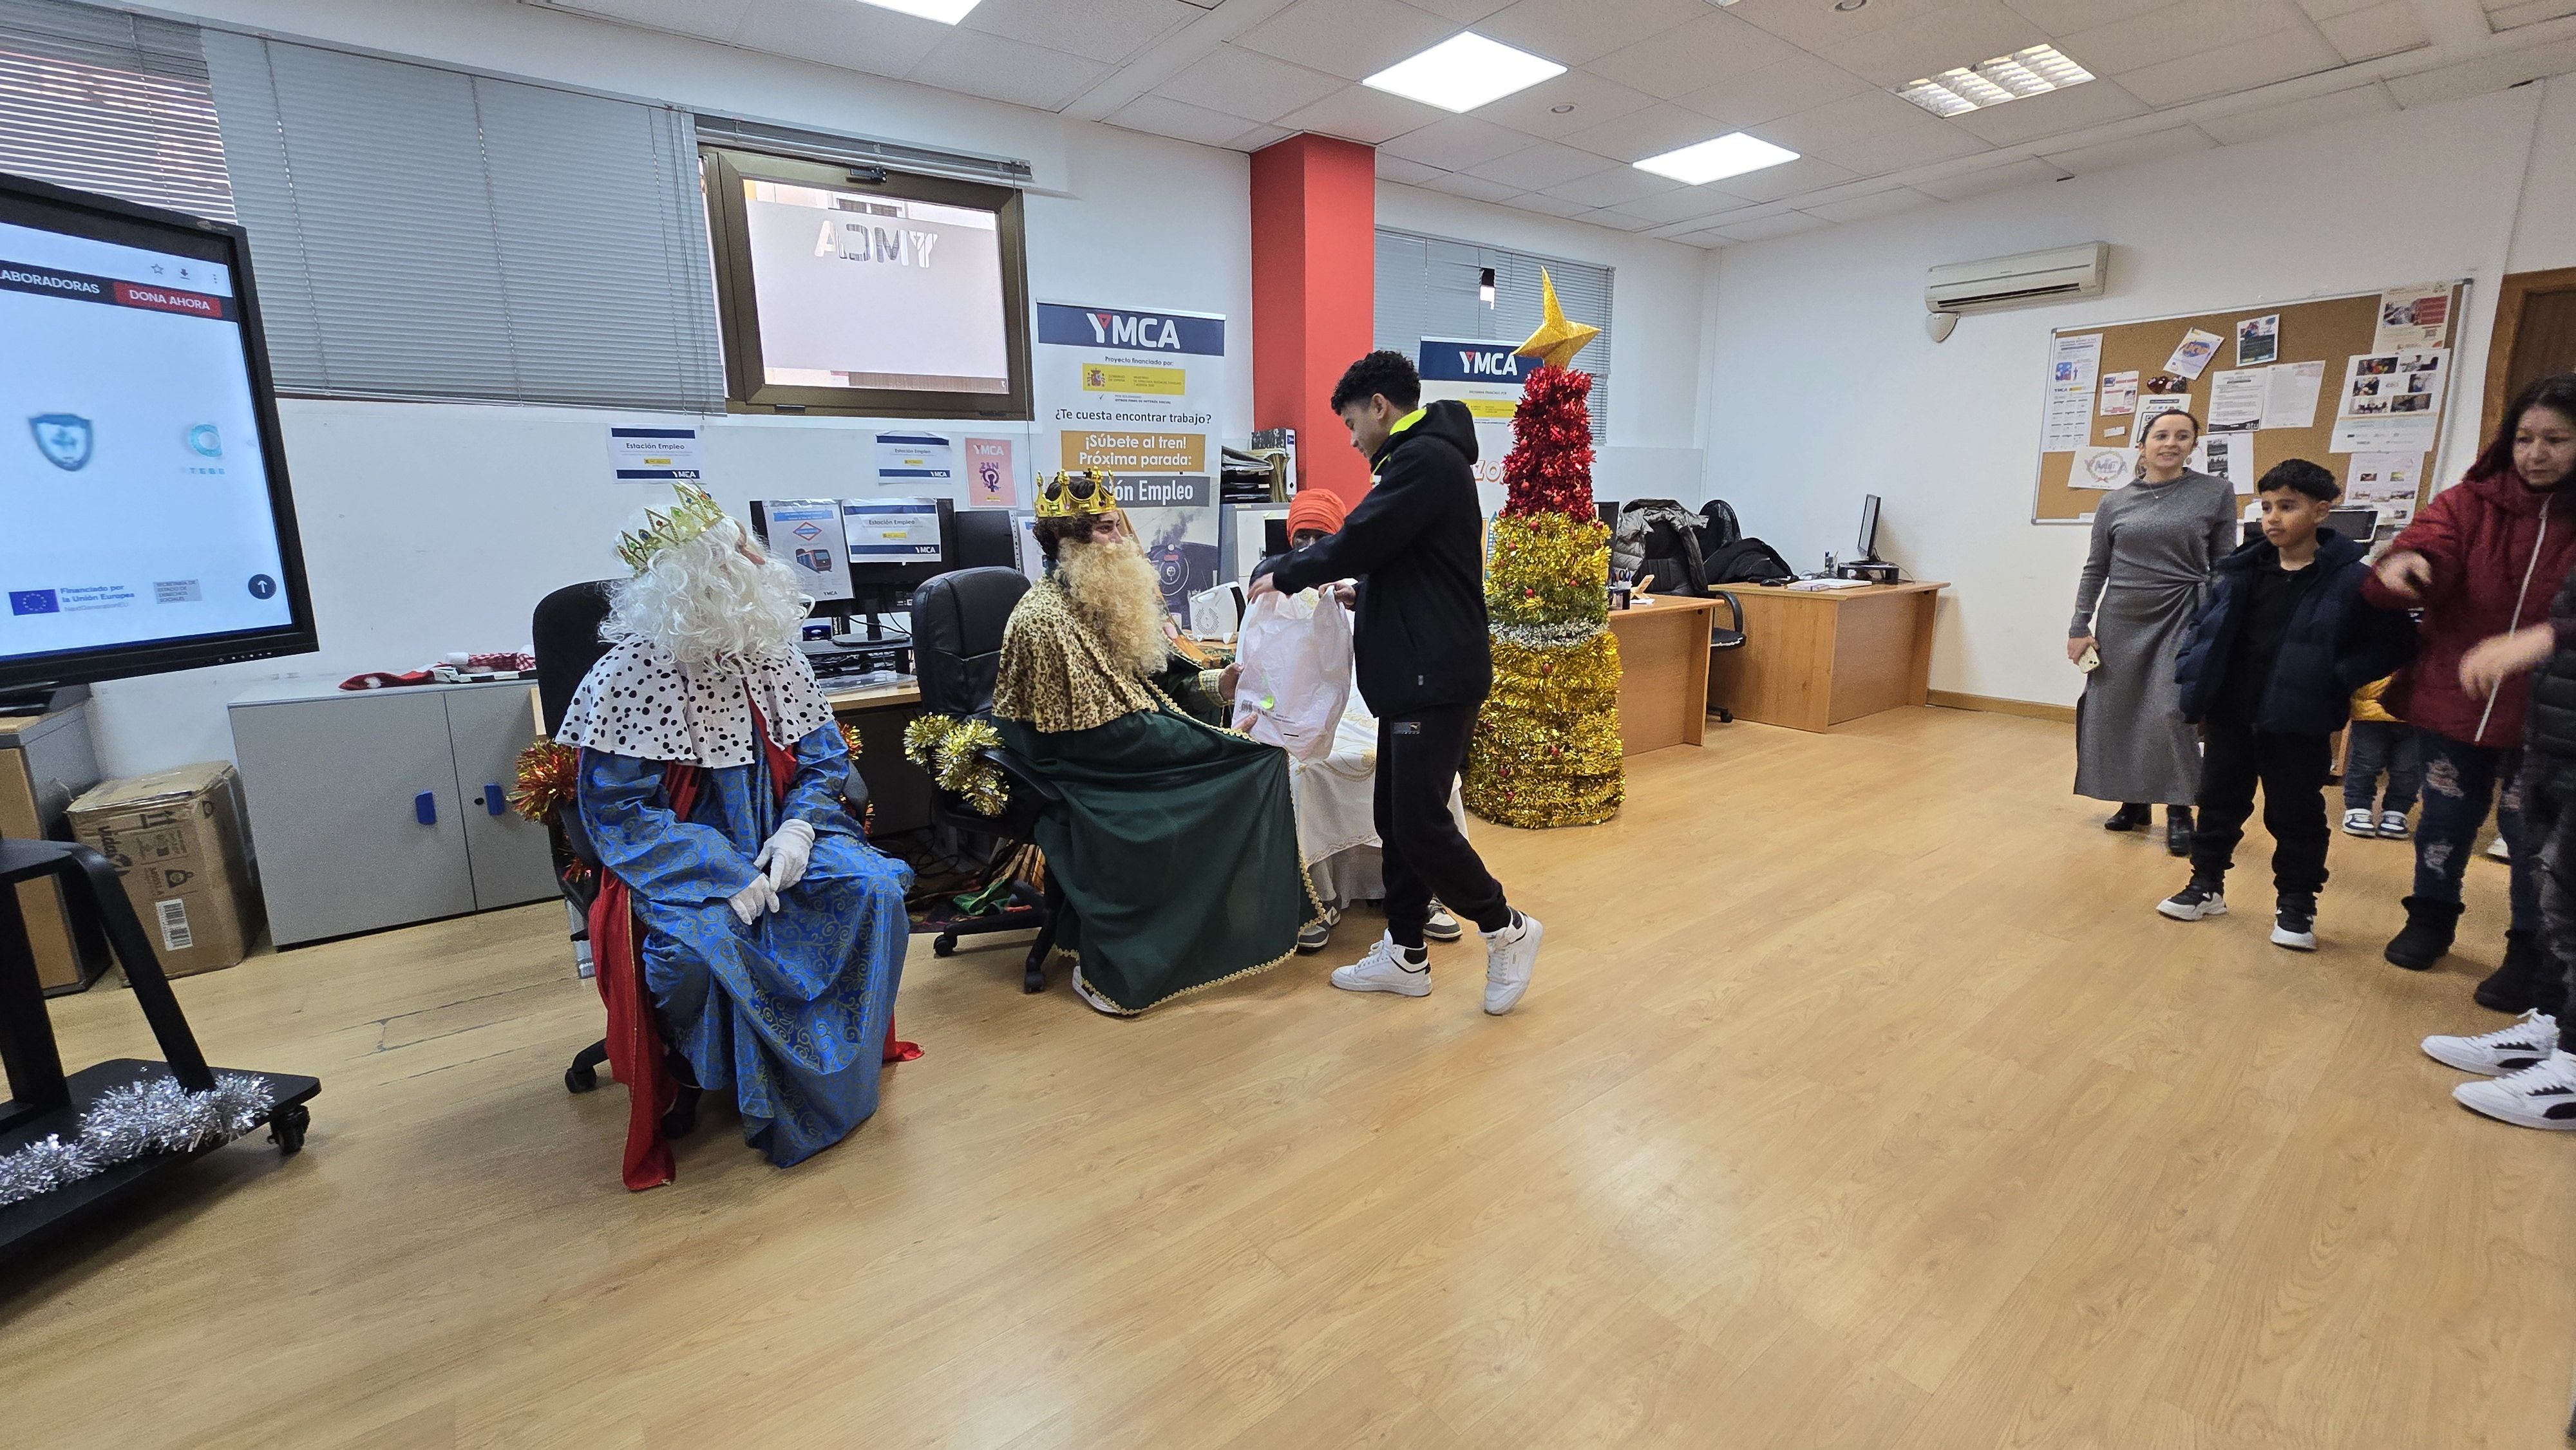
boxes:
[1036,301,1224,476]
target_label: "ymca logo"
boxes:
[1457,349,1522,378]
[1085,310,1182,350]
[29,413,93,471]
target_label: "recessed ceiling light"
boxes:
[1897,44,2093,117]
[1634,131,1799,185]
[1362,33,1567,113]
[849,0,982,21]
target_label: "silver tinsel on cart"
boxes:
[0,1073,274,1208]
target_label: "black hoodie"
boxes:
[1258,399,1493,715]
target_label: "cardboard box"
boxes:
[68,761,265,977]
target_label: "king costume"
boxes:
[994,475,1314,1015]
[558,487,914,1189]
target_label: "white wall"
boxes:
[1703,77,2576,711]
[80,0,1712,776]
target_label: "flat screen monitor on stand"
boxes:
[833,496,954,675]
[1856,493,1882,563]
[1830,493,1902,584]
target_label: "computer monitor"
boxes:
[1857,494,1883,562]
[1596,500,1621,534]
[1264,516,1289,557]
[748,499,854,617]
[953,506,1019,570]
[838,496,954,636]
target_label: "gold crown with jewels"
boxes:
[616,483,731,572]
[1034,469,1122,520]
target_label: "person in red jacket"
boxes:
[2362,373,2576,978]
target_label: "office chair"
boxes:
[1707,592,1745,725]
[908,567,1070,994]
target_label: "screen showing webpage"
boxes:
[0,216,292,666]
[842,500,944,561]
[742,180,1010,395]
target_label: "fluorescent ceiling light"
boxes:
[1897,44,2092,117]
[850,0,983,21]
[1634,131,1799,185]
[1363,33,1566,113]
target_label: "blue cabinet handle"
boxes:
[415,790,437,825]
[484,782,506,816]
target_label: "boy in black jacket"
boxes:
[2158,460,2416,948]
[1249,350,1542,1015]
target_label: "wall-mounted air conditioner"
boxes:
[1925,243,2108,314]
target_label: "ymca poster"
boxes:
[1036,301,1224,476]
[1416,337,1529,498]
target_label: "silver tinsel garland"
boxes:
[0,1073,274,1208]
[1492,619,1607,650]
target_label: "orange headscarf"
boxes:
[1284,487,1347,540]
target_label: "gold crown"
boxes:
[1034,469,1122,520]
[616,483,730,572]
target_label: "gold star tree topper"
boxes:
[1514,268,1600,371]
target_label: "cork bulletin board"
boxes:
[2031,281,2468,527]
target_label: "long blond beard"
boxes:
[1059,535,1170,678]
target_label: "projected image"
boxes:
[742,181,1010,395]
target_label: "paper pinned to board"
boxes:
[2235,314,2279,366]
[2068,444,2137,490]
[2045,332,2103,452]
[2260,361,2325,429]
[2331,413,2439,453]
[2136,393,2193,428]
[2345,451,2425,529]
[2165,326,2224,379]
[2374,283,2452,351]
[2190,431,2260,494]
[2098,370,2138,417]
[2207,368,2267,429]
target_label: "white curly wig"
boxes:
[601,516,810,665]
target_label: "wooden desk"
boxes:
[826,679,929,833]
[1605,595,1720,754]
[1705,581,1948,733]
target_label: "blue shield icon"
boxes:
[30,414,93,471]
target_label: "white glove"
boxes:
[727,874,780,925]
[752,818,815,893]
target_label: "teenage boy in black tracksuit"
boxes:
[1249,350,1543,1015]
[2157,459,2416,949]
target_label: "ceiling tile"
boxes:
[1671,227,1737,247]
[1407,0,1517,17]
[1108,93,1276,147]
[2199,80,2396,144]
[1754,88,1951,156]
[1577,207,1669,232]
[2318,1,2431,61]
[1151,43,1347,121]
[1234,0,1462,82]
[1911,153,2070,199]
[2054,0,2306,75]
[1475,0,1710,67]
[1381,114,1534,169]
[1717,210,1832,241]
[1801,185,1937,223]
[2039,123,2219,174]
[2489,0,2576,25]
[1692,153,1856,203]
[1603,184,1766,225]
[1558,101,1739,162]
[1230,122,1294,150]
[545,0,752,42]
[1679,53,1873,129]
[1947,77,2146,145]
[1507,190,1596,217]
[961,0,1202,64]
[1470,70,1660,138]
[2388,33,2576,106]
[1375,151,1448,184]
[1464,138,1620,189]
[1587,12,1804,100]
[1823,0,2051,88]
[1815,120,1993,173]
[1542,163,1686,207]
[2001,0,2190,32]
[727,0,948,77]
[905,26,1110,111]
[1423,171,1525,202]
[2293,0,2380,17]
[1724,0,1975,52]
[1274,85,1449,144]
[2115,26,2339,106]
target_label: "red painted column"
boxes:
[1250,133,1377,506]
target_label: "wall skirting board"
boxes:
[1926,691,2076,726]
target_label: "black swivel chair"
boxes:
[907,567,1070,993]
[1631,520,1747,726]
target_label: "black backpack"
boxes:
[1701,537,1796,586]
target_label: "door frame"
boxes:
[2482,265,2576,444]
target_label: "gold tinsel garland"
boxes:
[508,739,582,823]
[1484,513,1610,630]
[902,713,1009,817]
[1463,630,1625,827]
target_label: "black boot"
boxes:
[2103,803,2151,831]
[2166,805,2194,858]
[2384,896,2465,971]
[2474,930,2555,1013]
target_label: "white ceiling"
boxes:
[530,0,2576,247]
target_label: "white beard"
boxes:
[1059,534,1170,678]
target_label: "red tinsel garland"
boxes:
[1499,363,1597,522]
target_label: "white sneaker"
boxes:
[2452,1050,2576,1129]
[2157,881,2226,921]
[1296,904,1341,954]
[2488,835,2511,861]
[2423,1010,2562,1075]
[1481,912,1542,1015]
[1331,932,1430,997]
[2342,807,2376,836]
[1424,901,1464,942]
[2378,810,2410,839]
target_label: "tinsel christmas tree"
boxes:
[1463,271,1624,829]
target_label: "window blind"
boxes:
[201,30,724,411]
[1374,227,1615,442]
[0,0,232,220]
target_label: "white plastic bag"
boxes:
[1232,588,1353,761]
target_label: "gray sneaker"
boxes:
[1296,904,1341,954]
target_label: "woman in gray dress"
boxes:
[2068,408,2239,856]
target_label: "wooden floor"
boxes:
[8,707,2571,1448]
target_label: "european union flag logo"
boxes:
[9,589,61,616]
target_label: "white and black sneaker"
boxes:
[1331,932,1432,997]
[2271,896,2318,952]
[2157,880,2226,921]
[2378,810,2410,840]
[2423,1010,2561,1075]
[1296,904,1341,954]
[2452,1050,2576,1129]
[2342,807,2376,837]
[1424,901,1463,943]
